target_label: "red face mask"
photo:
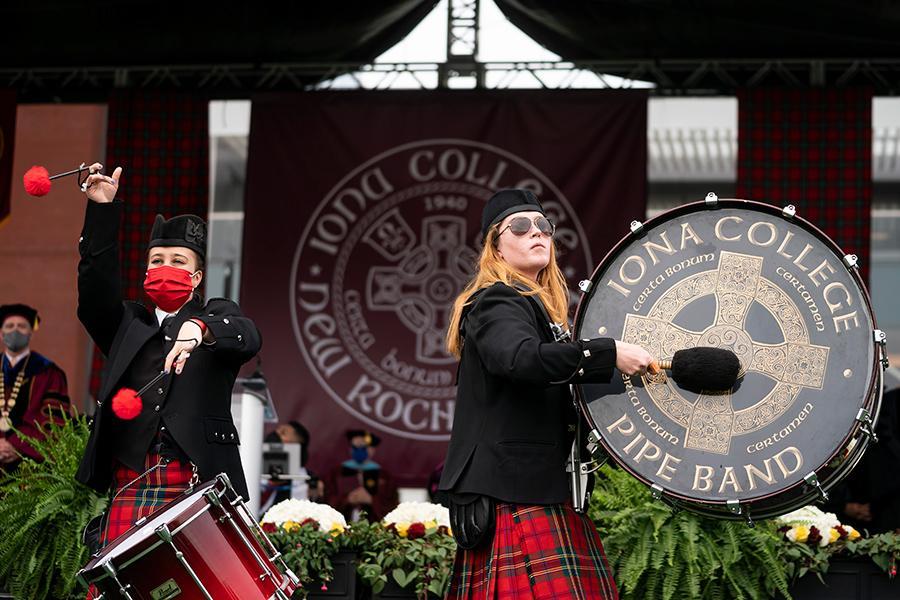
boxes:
[143,265,196,312]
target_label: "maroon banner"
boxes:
[0,89,16,226]
[242,90,647,486]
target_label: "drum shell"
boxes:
[79,478,296,599]
[573,199,884,520]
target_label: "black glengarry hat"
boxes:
[0,304,40,330]
[148,214,207,261]
[481,188,546,240]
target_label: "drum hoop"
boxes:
[573,198,884,514]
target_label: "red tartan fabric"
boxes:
[447,503,618,600]
[736,87,873,284]
[88,91,209,399]
[101,451,194,545]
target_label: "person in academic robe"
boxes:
[324,429,398,522]
[74,162,261,548]
[0,303,70,471]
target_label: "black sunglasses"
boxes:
[498,215,555,237]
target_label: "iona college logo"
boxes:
[291,139,592,440]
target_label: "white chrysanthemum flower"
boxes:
[261,498,347,531]
[382,501,450,527]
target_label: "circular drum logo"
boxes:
[577,205,876,505]
[291,139,592,440]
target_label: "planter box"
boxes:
[789,558,897,600]
[373,579,440,600]
[306,551,358,600]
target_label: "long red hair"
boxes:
[446,224,569,358]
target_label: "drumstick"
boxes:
[23,162,93,196]
[111,371,168,420]
[647,347,741,391]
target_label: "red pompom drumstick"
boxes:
[22,162,92,197]
[110,371,167,420]
[111,388,143,420]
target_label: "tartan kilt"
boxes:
[101,452,194,545]
[447,503,619,600]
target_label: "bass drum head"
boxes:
[574,199,883,520]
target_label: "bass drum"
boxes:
[573,198,887,520]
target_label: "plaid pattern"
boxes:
[736,87,873,284]
[89,91,209,398]
[448,503,618,600]
[101,450,194,545]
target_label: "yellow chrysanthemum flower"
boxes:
[848,527,861,540]
[283,520,300,532]
[829,528,840,544]
[794,525,809,543]
[330,524,345,535]
[396,522,410,538]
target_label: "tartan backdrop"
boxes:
[88,91,209,399]
[736,87,873,284]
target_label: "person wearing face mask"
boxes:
[0,304,70,470]
[324,429,398,522]
[259,420,325,513]
[74,162,261,549]
[439,189,653,600]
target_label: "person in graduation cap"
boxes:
[74,163,261,548]
[439,188,653,600]
[0,303,70,470]
[324,429,399,522]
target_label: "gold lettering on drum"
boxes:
[745,460,777,491]
[642,231,676,265]
[690,447,804,493]
[718,467,742,493]
[656,453,682,482]
[693,465,715,492]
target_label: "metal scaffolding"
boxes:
[6,57,900,100]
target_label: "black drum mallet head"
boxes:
[649,347,741,391]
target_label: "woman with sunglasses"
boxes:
[439,188,651,599]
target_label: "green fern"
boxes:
[589,464,793,600]
[0,414,108,600]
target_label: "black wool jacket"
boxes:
[438,282,616,504]
[75,200,260,500]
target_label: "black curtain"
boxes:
[2,0,438,67]
[494,0,900,60]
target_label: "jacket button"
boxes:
[237,334,242,341]
[79,236,84,243]
[230,433,235,439]
[160,426,167,431]
[223,318,230,324]
[157,387,164,395]
[154,405,161,412]
[208,313,214,317]
[583,349,591,358]
[577,368,585,376]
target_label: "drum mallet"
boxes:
[110,371,168,420]
[648,347,741,392]
[23,163,96,196]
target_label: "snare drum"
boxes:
[78,473,298,600]
[573,198,887,520]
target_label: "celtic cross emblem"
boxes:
[622,251,830,455]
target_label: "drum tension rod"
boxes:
[629,219,645,237]
[101,562,136,600]
[855,408,879,443]
[726,500,755,527]
[874,329,889,370]
[803,472,829,502]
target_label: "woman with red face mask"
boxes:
[75,162,261,551]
